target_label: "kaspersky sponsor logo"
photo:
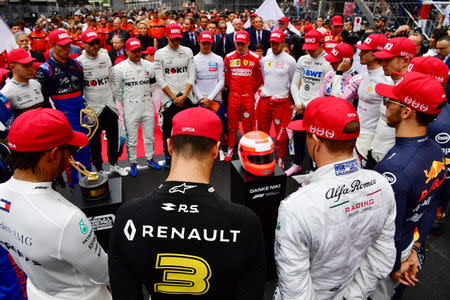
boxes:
[164,66,188,74]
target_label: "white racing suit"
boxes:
[0,178,110,300]
[274,158,396,300]
[112,59,155,163]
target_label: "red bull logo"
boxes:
[424,159,446,184]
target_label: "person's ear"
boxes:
[212,141,221,159]
[167,138,173,156]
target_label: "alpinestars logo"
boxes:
[124,219,136,241]
[169,183,197,194]
[161,203,176,211]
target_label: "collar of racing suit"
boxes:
[293,157,360,186]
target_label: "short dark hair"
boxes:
[415,101,445,126]
[171,135,217,160]
[255,43,264,50]
[308,120,359,154]
[9,150,46,172]
[438,35,450,44]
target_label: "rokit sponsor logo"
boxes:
[123,219,240,243]
[164,66,188,74]
[88,214,115,231]
[84,77,109,87]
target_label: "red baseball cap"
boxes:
[81,30,100,43]
[234,30,250,43]
[355,33,388,51]
[125,38,143,51]
[198,30,214,43]
[303,30,323,50]
[288,96,360,140]
[278,16,289,23]
[405,56,449,83]
[303,24,313,33]
[332,15,343,26]
[48,29,72,45]
[324,43,354,63]
[250,13,258,18]
[375,71,446,115]
[114,55,127,65]
[373,37,416,59]
[7,49,36,64]
[8,108,88,152]
[171,107,222,141]
[142,46,157,55]
[166,23,183,39]
[269,29,285,43]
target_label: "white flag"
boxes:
[244,0,300,35]
[0,17,16,53]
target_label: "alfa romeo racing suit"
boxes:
[427,103,450,217]
[0,177,110,300]
[154,45,197,156]
[35,55,91,187]
[76,52,120,171]
[290,51,332,166]
[355,67,392,161]
[108,181,266,299]
[256,51,296,161]
[274,158,396,299]
[319,69,362,104]
[373,136,446,299]
[112,58,156,164]
[0,79,44,116]
[224,50,262,148]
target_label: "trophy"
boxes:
[69,105,110,201]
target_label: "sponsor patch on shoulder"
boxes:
[334,159,358,176]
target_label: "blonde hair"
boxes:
[137,21,149,30]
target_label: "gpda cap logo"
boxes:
[130,40,140,46]
[86,31,97,37]
[170,28,181,34]
[305,38,316,43]
[236,34,247,39]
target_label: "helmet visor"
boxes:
[247,153,274,165]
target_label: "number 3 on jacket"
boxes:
[154,253,211,295]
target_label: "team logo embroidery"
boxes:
[243,60,248,66]
[169,183,197,194]
[0,199,11,213]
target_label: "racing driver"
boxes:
[274,96,396,299]
[223,29,262,161]
[35,29,91,187]
[0,108,110,300]
[109,107,266,299]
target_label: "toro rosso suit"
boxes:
[35,55,91,187]
[224,50,262,148]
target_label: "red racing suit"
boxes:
[224,50,262,147]
[323,31,343,54]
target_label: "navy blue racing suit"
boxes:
[427,103,450,217]
[375,136,446,272]
[0,93,15,140]
[35,55,91,187]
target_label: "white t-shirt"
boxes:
[357,67,392,133]
[193,52,224,101]
[260,51,297,99]
[0,178,110,300]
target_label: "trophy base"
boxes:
[79,173,110,201]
